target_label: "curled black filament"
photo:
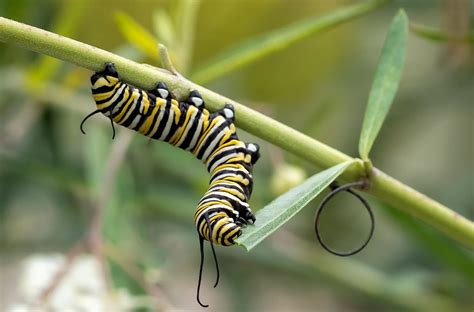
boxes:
[196,213,221,308]
[80,107,116,140]
[314,181,375,257]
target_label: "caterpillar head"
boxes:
[83,63,121,140]
[90,62,120,88]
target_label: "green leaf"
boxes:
[409,22,474,43]
[170,0,200,72]
[190,0,390,84]
[152,10,175,50]
[115,12,159,61]
[358,10,408,160]
[27,0,91,87]
[235,160,356,250]
[382,202,474,281]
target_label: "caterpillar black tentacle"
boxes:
[197,235,209,308]
[79,109,100,135]
[85,62,260,307]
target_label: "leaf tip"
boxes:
[396,8,408,18]
[234,240,251,252]
[395,9,409,29]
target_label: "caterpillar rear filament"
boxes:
[82,63,259,307]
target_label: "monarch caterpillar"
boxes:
[82,63,260,307]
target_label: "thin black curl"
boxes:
[314,180,375,257]
[80,108,116,140]
[196,213,221,308]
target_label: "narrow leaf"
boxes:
[171,0,200,72]
[382,202,474,280]
[236,160,356,251]
[409,22,474,43]
[358,10,408,160]
[27,0,91,86]
[152,10,175,50]
[190,0,390,84]
[115,12,159,60]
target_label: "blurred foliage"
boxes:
[0,0,473,311]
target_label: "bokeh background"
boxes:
[0,0,473,311]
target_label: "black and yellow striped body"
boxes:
[89,63,259,246]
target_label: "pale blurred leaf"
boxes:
[383,202,474,281]
[410,22,474,43]
[115,12,159,61]
[153,10,175,50]
[27,0,91,86]
[190,0,390,84]
[171,0,200,72]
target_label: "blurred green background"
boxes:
[0,0,473,311]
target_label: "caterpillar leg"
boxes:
[96,62,118,78]
[241,209,256,225]
[149,81,172,100]
[185,90,205,109]
[236,212,255,226]
[102,62,118,76]
[207,103,235,128]
[90,62,118,85]
[221,103,235,123]
[241,142,259,224]
[246,143,260,165]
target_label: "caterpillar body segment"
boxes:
[88,63,260,246]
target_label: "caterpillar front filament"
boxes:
[83,63,260,307]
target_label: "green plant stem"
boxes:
[0,17,472,249]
